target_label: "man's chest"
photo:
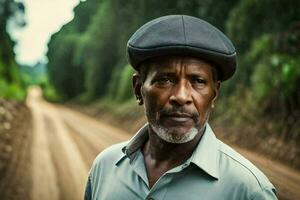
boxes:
[91,164,249,200]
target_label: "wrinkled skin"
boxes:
[134,56,220,143]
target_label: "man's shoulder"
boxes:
[90,141,128,171]
[217,140,275,191]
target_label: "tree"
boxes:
[0,0,26,100]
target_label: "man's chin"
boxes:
[150,124,199,144]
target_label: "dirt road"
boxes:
[26,87,300,200]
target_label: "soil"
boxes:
[0,99,32,200]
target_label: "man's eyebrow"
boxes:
[153,71,209,78]
[154,72,176,76]
[186,72,207,77]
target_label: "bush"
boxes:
[0,80,26,101]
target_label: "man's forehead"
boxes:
[146,56,214,73]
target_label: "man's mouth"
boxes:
[163,112,193,123]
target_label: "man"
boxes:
[84,15,277,200]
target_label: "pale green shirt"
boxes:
[84,124,277,200]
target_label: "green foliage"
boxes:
[0,41,25,100]
[223,0,300,102]
[47,32,85,100]
[82,0,119,98]
[0,79,26,100]
[71,0,102,33]
[41,82,61,102]
[197,0,240,31]
[252,53,300,102]
[239,26,300,107]
[0,0,26,100]
[227,0,300,54]
[112,65,134,102]
[20,63,47,86]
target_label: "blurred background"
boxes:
[0,0,299,200]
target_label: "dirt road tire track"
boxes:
[29,100,59,200]
[29,99,89,200]
[65,123,101,166]
[44,115,80,200]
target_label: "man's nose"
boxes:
[169,81,192,106]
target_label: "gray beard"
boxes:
[145,107,210,144]
[150,123,199,144]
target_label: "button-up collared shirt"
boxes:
[84,124,277,200]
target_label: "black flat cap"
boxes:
[127,15,237,81]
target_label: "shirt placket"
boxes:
[145,161,191,200]
[129,146,193,200]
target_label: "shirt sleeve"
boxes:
[84,175,92,200]
[251,186,278,200]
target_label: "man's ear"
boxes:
[132,73,143,105]
[211,81,220,109]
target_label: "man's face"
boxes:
[135,56,219,144]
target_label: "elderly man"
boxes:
[84,15,277,200]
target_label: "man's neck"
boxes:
[142,126,204,188]
[143,126,204,168]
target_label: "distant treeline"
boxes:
[47,0,299,142]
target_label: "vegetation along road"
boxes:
[26,87,300,200]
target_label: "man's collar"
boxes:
[121,123,149,158]
[190,124,219,179]
[119,123,220,180]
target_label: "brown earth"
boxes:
[0,86,300,200]
[0,99,32,200]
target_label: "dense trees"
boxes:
[0,0,26,100]
[222,0,300,141]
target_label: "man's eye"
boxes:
[155,77,172,85]
[192,78,206,85]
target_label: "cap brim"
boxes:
[127,44,236,81]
